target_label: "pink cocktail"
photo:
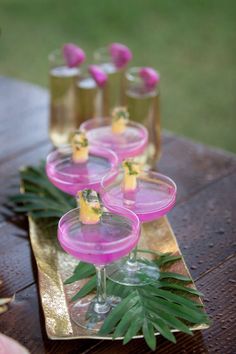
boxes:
[80,117,148,161]
[46,145,118,195]
[58,206,140,330]
[101,169,177,285]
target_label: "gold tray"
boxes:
[28,216,209,340]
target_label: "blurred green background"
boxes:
[1,0,236,152]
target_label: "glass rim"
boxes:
[126,66,143,81]
[46,145,119,182]
[80,117,149,160]
[125,67,160,93]
[58,205,141,250]
[100,168,177,217]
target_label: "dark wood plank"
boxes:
[0,222,34,297]
[0,283,103,354]
[168,171,236,279]
[159,136,236,204]
[78,332,209,354]
[0,78,49,162]
[194,255,236,354]
[0,107,49,164]
[0,77,48,129]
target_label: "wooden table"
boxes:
[0,77,235,354]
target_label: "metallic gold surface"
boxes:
[28,216,208,340]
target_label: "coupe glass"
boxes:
[125,67,161,167]
[58,205,140,330]
[80,117,148,162]
[46,145,118,195]
[101,169,177,286]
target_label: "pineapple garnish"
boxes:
[111,106,129,134]
[77,189,102,224]
[71,130,89,163]
[122,159,141,191]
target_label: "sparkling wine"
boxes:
[94,46,129,116]
[125,67,161,167]
[100,63,125,116]
[49,66,79,146]
[126,89,161,165]
[76,76,102,123]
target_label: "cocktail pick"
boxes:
[71,130,89,163]
[111,106,129,134]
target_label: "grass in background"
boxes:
[1,0,236,153]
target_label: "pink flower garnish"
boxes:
[63,43,86,68]
[89,65,107,87]
[109,43,132,69]
[139,67,160,90]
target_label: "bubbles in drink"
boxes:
[49,65,79,146]
[125,89,161,165]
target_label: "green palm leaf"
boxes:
[142,319,156,351]
[9,162,76,220]
[99,291,140,335]
[64,254,209,351]
[123,315,143,344]
[144,287,202,310]
[31,210,63,218]
[142,296,206,324]
[155,254,182,267]
[151,318,176,343]
[112,303,142,338]
[147,306,193,335]
[64,262,95,284]
[71,276,96,301]
[159,272,192,282]
[157,281,204,296]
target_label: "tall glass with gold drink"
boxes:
[49,44,86,146]
[125,67,161,167]
[76,65,107,123]
[94,43,132,116]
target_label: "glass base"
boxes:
[70,294,120,332]
[106,256,160,286]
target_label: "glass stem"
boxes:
[94,266,110,314]
[126,223,143,271]
[128,246,138,264]
[126,246,139,272]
